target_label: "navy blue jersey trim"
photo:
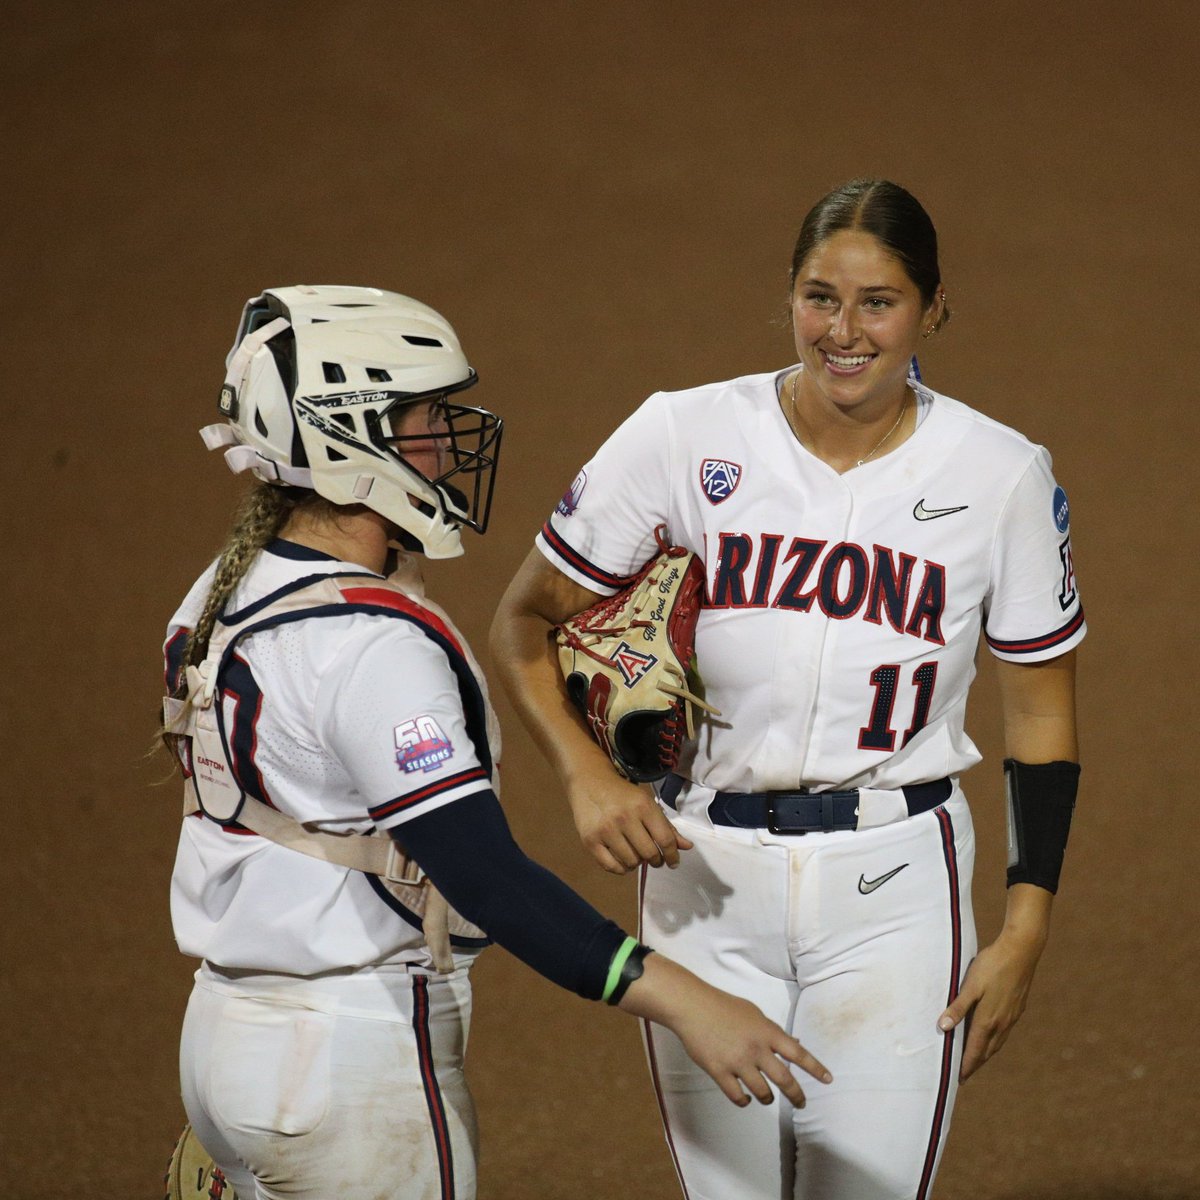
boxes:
[264,538,340,561]
[219,571,384,624]
[370,768,491,822]
[985,607,1085,655]
[540,520,636,591]
[221,653,275,809]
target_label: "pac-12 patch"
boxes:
[1052,486,1070,533]
[394,716,454,774]
[556,470,587,517]
[700,458,741,504]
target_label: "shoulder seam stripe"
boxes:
[369,768,491,820]
[540,521,635,590]
[986,607,1084,654]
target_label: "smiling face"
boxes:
[791,228,939,419]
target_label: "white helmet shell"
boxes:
[206,286,502,559]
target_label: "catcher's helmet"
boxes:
[203,285,503,558]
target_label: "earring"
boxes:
[923,290,945,338]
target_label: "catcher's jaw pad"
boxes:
[207,285,503,560]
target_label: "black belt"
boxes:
[658,774,951,834]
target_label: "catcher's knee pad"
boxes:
[164,1124,238,1200]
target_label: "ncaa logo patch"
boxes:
[394,715,455,774]
[556,470,587,517]
[1052,486,1070,533]
[700,458,741,504]
[610,641,658,686]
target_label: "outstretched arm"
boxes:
[489,547,694,873]
[394,790,830,1106]
[939,649,1079,1080]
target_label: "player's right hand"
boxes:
[677,992,833,1108]
[567,773,693,873]
[619,954,833,1106]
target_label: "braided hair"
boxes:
[159,481,329,759]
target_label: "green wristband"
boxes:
[602,937,652,1006]
[601,937,639,1004]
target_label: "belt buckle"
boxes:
[766,793,809,836]
[767,790,860,834]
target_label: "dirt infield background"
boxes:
[3,4,1198,1196]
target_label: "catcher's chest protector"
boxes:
[164,569,497,960]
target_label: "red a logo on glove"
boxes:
[610,642,658,686]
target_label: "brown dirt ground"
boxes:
[3,3,1197,1196]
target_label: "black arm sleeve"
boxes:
[390,790,628,1000]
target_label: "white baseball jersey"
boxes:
[537,368,1085,794]
[165,539,500,975]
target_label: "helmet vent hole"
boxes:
[323,362,347,384]
[326,447,348,462]
[330,413,354,430]
[366,368,392,382]
[402,335,442,348]
[254,409,269,437]
[330,303,374,308]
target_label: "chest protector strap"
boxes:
[163,571,494,972]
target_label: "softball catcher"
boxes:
[492,180,1083,1200]
[161,285,832,1200]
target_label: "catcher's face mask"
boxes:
[208,285,503,559]
[375,385,503,536]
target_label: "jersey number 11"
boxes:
[858,661,938,752]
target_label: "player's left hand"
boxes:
[936,927,1046,1081]
[568,770,694,874]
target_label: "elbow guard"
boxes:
[1004,758,1080,894]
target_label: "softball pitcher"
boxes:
[161,286,832,1200]
[491,180,1083,1200]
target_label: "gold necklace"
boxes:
[787,371,909,468]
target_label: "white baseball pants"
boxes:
[180,962,477,1199]
[640,789,977,1200]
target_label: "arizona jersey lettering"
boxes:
[537,370,1084,793]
